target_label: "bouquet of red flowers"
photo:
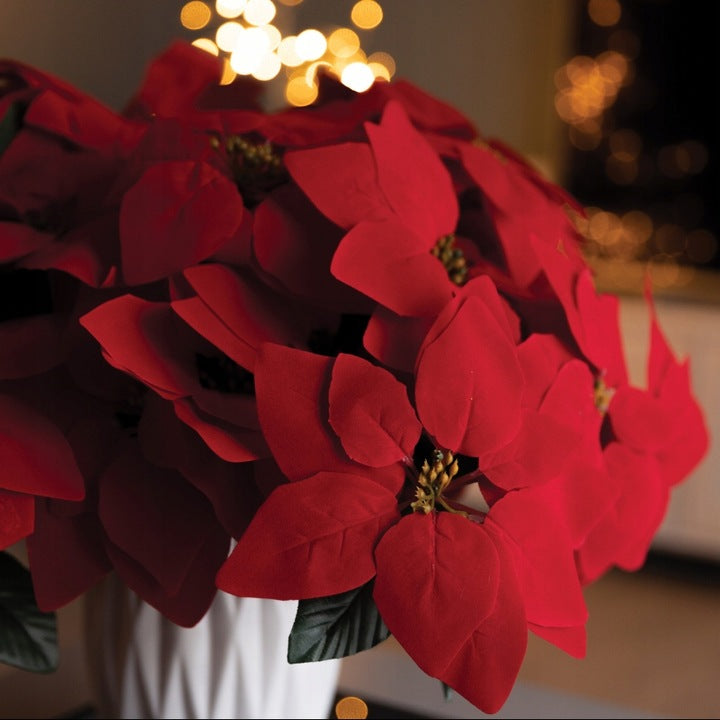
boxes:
[0,42,708,713]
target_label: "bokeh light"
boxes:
[588,0,622,27]
[341,61,375,92]
[295,29,328,61]
[180,0,391,107]
[215,0,247,19]
[351,1,383,30]
[181,1,212,30]
[243,0,276,26]
[192,37,220,55]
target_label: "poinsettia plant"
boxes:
[0,42,708,712]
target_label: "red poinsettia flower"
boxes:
[80,293,267,462]
[285,100,459,318]
[217,342,591,711]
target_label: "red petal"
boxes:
[373,512,501,676]
[253,184,371,313]
[0,393,84,500]
[98,443,222,597]
[284,142,390,229]
[105,522,228,628]
[0,222,52,262]
[182,263,309,368]
[80,295,202,399]
[0,315,66,380]
[27,502,111,611]
[487,490,587,628]
[438,522,528,714]
[608,386,671,453]
[366,101,457,241]
[329,354,421,467]
[0,491,34,549]
[363,306,432,373]
[173,396,267,463]
[255,344,391,486]
[172,296,256,371]
[217,472,399,599]
[332,218,453,317]
[120,161,243,285]
[138,395,264,538]
[415,295,523,455]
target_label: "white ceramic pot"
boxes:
[84,573,341,719]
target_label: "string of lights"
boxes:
[179,0,395,106]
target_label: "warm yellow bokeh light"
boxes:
[219,57,238,85]
[588,0,622,27]
[335,696,369,720]
[351,0,383,30]
[368,62,391,81]
[252,51,282,80]
[367,51,395,77]
[192,37,220,56]
[295,29,328,61]
[286,76,319,106]
[260,24,282,50]
[278,0,303,5]
[215,0,247,19]
[341,61,374,92]
[278,36,304,67]
[181,1,212,30]
[216,21,245,52]
[244,0,276,26]
[328,28,361,58]
[230,26,271,74]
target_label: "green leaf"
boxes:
[0,551,58,673]
[442,681,455,701]
[0,101,24,159]
[288,578,390,664]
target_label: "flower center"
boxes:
[411,449,466,515]
[210,134,285,207]
[431,233,468,286]
[594,375,615,414]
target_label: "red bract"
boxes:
[218,341,595,711]
[0,41,709,717]
[286,101,458,317]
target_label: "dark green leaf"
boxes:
[0,101,24,159]
[288,578,390,663]
[0,551,58,673]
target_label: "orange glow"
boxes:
[181,1,212,30]
[286,76,318,106]
[367,51,395,77]
[622,211,653,244]
[351,0,383,30]
[192,38,220,56]
[328,28,361,58]
[588,0,621,27]
[219,57,237,85]
[609,129,642,158]
[648,255,681,288]
[368,62,391,82]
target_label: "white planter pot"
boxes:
[85,574,341,719]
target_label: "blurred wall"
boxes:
[0,0,577,180]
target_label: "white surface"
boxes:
[85,574,341,719]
